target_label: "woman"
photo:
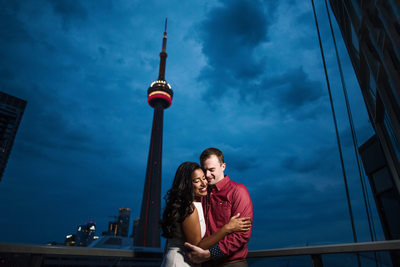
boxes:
[160,162,251,266]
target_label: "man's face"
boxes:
[202,155,226,185]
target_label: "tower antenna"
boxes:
[159,18,168,79]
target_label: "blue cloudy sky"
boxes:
[0,0,382,250]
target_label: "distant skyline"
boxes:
[0,0,380,249]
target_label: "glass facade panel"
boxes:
[351,24,359,53]
[369,72,377,98]
[384,112,400,164]
[372,167,394,194]
[380,190,400,239]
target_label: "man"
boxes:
[185,147,253,266]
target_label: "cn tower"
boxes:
[134,19,173,248]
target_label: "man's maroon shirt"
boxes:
[202,175,253,262]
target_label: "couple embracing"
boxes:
[160,148,254,266]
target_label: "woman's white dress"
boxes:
[161,202,206,267]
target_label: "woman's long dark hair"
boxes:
[161,162,201,239]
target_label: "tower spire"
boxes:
[163,18,167,51]
[158,17,168,81]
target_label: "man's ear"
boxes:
[221,163,226,171]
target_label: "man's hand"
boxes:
[184,242,211,263]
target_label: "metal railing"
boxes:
[1,240,400,266]
[0,243,163,266]
[248,239,400,266]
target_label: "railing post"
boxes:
[311,254,323,267]
[29,254,43,267]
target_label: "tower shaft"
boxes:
[135,102,164,247]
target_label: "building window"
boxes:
[384,112,400,165]
[351,24,360,54]
[369,71,377,101]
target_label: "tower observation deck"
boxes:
[134,19,173,248]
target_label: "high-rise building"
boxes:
[329,1,400,265]
[0,92,27,182]
[117,207,130,237]
[134,19,173,248]
[131,217,140,238]
[107,221,118,236]
[329,0,400,189]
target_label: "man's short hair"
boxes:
[200,147,225,165]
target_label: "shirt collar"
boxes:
[214,175,230,191]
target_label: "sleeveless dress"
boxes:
[161,202,206,267]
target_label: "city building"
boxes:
[64,234,76,246]
[131,217,140,239]
[75,221,96,247]
[0,92,27,182]
[106,221,118,236]
[329,1,400,265]
[134,19,173,248]
[117,207,130,237]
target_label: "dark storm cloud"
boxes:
[0,3,33,43]
[254,67,327,119]
[256,180,347,223]
[3,83,95,160]
[281,145,337,174]
[249,175,352,248]
[273,67,324,109]
[0,68,15,81]
[196,1,326,121]
[47,0,88,30]
[240,169,350,246]
[197,0,276,98]
[224,150,260,172]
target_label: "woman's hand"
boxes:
[223,213,251,234]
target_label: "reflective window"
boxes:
[384,112,400,165]
[372,167,393,194]
[351,25,360,54]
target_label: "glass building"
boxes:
[0,92,26,182]
[329,1,400,264]
[329,0,400,188]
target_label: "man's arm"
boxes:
[184,242,211,264]
[217,185,253,256]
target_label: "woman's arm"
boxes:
[181,205,202,246]
[182,208,251,250]
[196,213,251,249]
[182,207,227,249]
[196,222,230,249]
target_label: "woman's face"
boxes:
[192,168,207,197]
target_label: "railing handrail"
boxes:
[1,240,399,258]
[0,243,161,257]
[248,239,400,258]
